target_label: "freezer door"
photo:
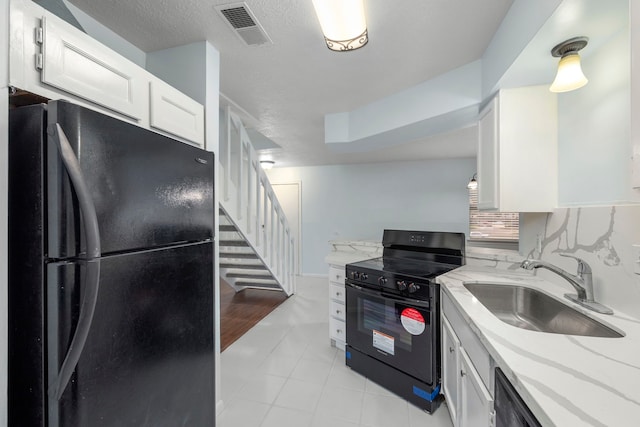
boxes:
[47,100,214,258]
[47,242,215,427]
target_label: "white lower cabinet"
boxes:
[442,291,495,427]
[460,348,495,427]
[328,265,347,350]
[442,317,461,427]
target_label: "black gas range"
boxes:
[345,229,465,413]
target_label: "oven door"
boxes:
[345,282,434,384]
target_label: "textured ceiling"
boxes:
[68,0,514,167]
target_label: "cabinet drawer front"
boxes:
[329,317,346,342]
[442,291,492,391]
[329,283,346,303]
[329,266,345,284]
[41,16,145,120]
[149,81,204,146]
[329,300,346,321]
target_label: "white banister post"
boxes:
[223,106,232,201]
[255,174,262,248]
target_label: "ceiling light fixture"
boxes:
[467,174,478,190]
[311,0,368,52]
[549,36,589,93]
[260,160,275,170]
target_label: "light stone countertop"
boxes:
[437,265,640,427]
[325,240,383,267]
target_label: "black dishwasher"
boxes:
[495,368,542,427]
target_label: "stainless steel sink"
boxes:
[463,282,623,338]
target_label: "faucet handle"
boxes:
[559,253,592,275]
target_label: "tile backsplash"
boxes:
[520,205,640,318]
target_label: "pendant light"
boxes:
[311,0,368,52]
[549,37,589,93]
[467,174,478,190]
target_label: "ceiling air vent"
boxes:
[215,2,272,47]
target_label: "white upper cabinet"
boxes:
[9,0,205,147]
[477,85,558,212]
[477,99,498,210]
[40,16,146,121]
[149,80,204,147]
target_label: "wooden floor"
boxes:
[220,279,289,352]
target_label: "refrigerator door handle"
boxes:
[48,123,102,400]
[50,123,101,259]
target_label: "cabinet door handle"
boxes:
[460,370,466,378]
[336,274,341,280]
[336,329,342,334]
[336,291,342,297]
[336,309,342,315]
[449,347,455,353]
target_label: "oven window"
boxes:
[359,298,422,353]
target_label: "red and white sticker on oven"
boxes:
[400,308,426,335]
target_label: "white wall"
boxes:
[63,0,146,66]
[267,158,475,275]
[146,43,207,105]
[558,27,640,205]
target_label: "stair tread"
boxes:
[220,263,267,270]
[226,273,275,280]
[220,253,258,259]
[219,225,237,232]
[219,240,250,247]
[235,282,282,289]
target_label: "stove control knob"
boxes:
[397,280,407,291]
[360,273,368,280]
[378,277,387,286]
[407,283,419,293]
[349,271,356,279]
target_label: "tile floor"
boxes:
[218,276,453,427]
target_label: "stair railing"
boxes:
[219,106,295,295]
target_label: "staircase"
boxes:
[218,105,295,296]
[219,207,285,292]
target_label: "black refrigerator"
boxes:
[8,100,216,426]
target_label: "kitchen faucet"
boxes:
[520,254,613,315]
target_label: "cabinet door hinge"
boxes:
[35,53,43,70]
[489,410,496,427]
[35,26,44,44]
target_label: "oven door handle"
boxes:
[346,282,431,309]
